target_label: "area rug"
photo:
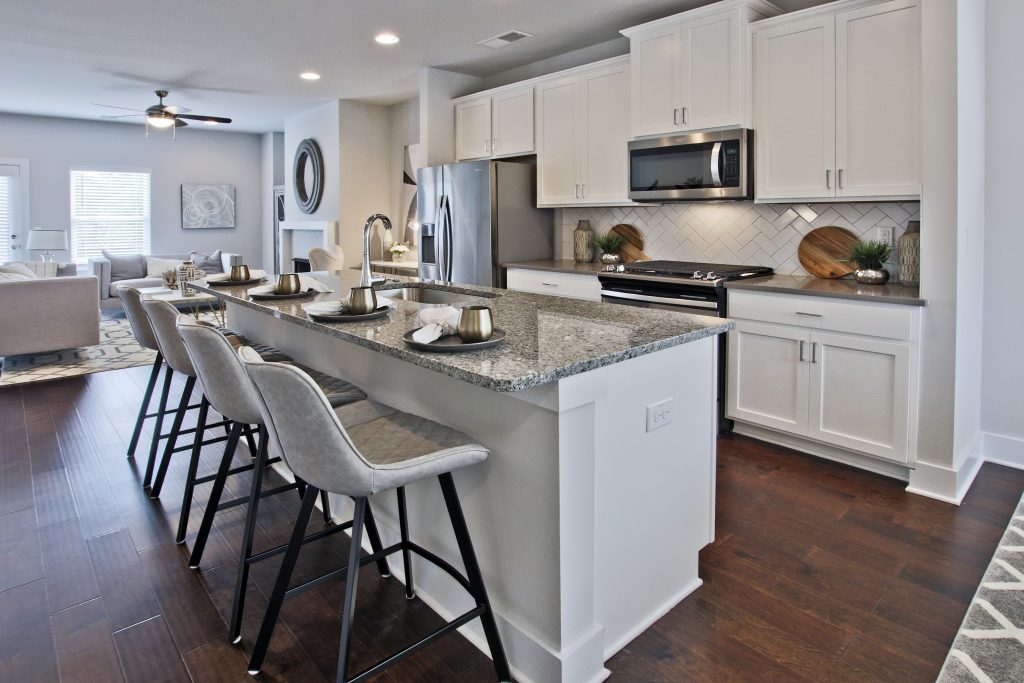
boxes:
[938,493,1024,682]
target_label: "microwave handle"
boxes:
[710,142,722,188]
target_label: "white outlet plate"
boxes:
[646,398,674,432]
[875,225,894,245]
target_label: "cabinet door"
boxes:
[727,321,810,434]
[630,28,682,137]
[455,98,492,161]
[680,11,742,131]
[578,63,630,204]
[492,87,534,157]
[808,332,910,463]
[536,76,580,206]
[835,0,920,198]
[754,16,836,201]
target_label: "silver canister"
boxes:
[276,273,301,295]
[457,305,493,343]
[347,286,378,315]
[230,264,251,281]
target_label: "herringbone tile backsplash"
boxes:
[558,202,920,275]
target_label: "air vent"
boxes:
[477,30,533,49]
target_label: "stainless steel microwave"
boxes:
[628,128,752,201]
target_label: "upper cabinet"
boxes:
[455,86,534,161]
[753,0,920,202]
[622,0,781,138]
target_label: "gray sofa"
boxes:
[0,275,100,357]
[89,252,241,309]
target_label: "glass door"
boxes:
[0,164,22,262]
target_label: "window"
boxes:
[70,169,151,265]
[0,164,22,263]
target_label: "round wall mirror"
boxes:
[293,138,324,214]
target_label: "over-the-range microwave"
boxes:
[628,128,753,201]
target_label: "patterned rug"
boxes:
[938,493,1024,682]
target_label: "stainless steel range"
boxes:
[598,260,773,431]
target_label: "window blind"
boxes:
[70,169,151,265]
[0,169,15,263]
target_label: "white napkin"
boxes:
[412,306,462,344]
[207,269,268,282]
[303,300,346,316]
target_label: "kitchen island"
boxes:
[192,270,731,683]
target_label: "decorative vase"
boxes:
[177,260,202,297]
[854,268,890,285]
[383,226,395,261]
[574,220,594,263]
[599,252,622,266]
[898,220,920,285]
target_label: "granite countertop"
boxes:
[502,259,610,276]
[725,274,925,306]
[192,271,732,392]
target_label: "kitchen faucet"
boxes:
[361,213,392,287]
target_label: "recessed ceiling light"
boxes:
[300,71,321,81]
[374,32,400,45]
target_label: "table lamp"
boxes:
[26,228,68,262]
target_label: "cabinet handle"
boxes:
[541,282,558,287]
[811,342,818,364]
[681,107,688,125]
[796,311,823,318]
[493,138,499,153]
[799,340,806,362]
[672,108,679,126]
[826,169,831,189]
[485,139,491,154]
[581,183,586,199]
[838,168,844,189]
[574,184,580,199]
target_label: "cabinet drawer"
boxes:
[506,268,602,301]
[728,290,915,340]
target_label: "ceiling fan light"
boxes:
[202,120,219,125]
[374,32,400,45]
[300,71,321,80]
[147,113,175,128]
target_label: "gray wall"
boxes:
[0,112,264,264]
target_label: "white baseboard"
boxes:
[983,432,1024,469]
[603,577,702,659]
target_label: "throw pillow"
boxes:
[102,249,145,281]
[0,272,32,283]
[146,257,184,277]
[189,250,223,275]
[0,262,39,279]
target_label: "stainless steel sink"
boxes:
[376,285,494,305]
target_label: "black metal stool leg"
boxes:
[151,375,196,498]
[438,473,511,682]
[320,490,333,525]
[336,497,367,683]
[128,352,163,459]
[189,422,243,569]
[230,426,269,643]
[247,486,318,674]
[362,500,391,578]
[243,426,259,455]
[396,487,415,598]
[143,367,174,488]
[175,396,210,543]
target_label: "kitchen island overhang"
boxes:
[192,272,731,683]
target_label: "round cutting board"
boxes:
[798,226,860,279]
[608,224,649,263]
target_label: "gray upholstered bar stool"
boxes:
[118,286,170,467]
[239,347,511,682]
[177,316,387,643]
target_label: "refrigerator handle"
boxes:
[441,194,454,283]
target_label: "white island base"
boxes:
[230,305,717,683]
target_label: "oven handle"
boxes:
[601,289,719,310]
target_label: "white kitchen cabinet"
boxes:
[536,76,579,205]
[623,1,779,138]
[753,0,920,202]
[454,87,534,161]
[506,268,602,301]
[727,320,810,434]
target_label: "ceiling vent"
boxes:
[477,30,533,49]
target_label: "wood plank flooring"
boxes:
[1,366,1022,682]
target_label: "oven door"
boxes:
[600,281,721,317]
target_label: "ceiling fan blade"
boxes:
[162,105,192,115]
[177,114,232,124]
[174,119,189,128]
[100,114,144,119]
[93,103,145,112]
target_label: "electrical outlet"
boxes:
[646,398,674,432]
[875,225,895,246]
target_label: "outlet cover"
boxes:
[875,225,894,246]
[646,398,674,432]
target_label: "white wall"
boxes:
[419,67,482,167]
[0,112,264,264]
[283,101,341,223]
[389,97,419,239]
[981,0,1024,465]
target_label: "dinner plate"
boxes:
[308,305,391,322]
[207,277,266,287]
[248,289,315,301]
[402,328,506,353]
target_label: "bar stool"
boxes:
[118,286,167,464]
[239,347,511,682]
[175,315,387,644]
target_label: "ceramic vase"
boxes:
[574,220,594,263]
[177,260,202,297]
[898,220,920,285]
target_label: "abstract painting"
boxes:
[181,184,236,229]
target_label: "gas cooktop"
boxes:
[620,260,773,282]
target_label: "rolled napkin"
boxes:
[303,300,347,316]
[412,306,462,344]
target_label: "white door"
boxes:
[455,98,492,161]
[491,87,534,158]
[578,63,630,205]
[835,0,920,198]
[630,27,681,137]
[0,164,23,262]
[536,76,580,205]
[727,321,810,434]
[754,16,836,201]
[680,11,741,131]
[807,332,910,463]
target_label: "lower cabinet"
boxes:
[726,291,917,466]
[505,268,602,301]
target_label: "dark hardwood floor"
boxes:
[2,366,1022,682]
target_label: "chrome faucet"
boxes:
[360,213,392,287]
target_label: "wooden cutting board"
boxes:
[798,226,860,278]
[609,224,649,263]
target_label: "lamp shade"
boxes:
[26,228,68,251]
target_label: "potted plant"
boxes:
[593,233,626,266]
[389,242,412,261]
[847,240,893,285]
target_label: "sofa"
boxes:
[89,251,241,309]
[0,271,100,357]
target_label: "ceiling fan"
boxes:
[94,90,232,137]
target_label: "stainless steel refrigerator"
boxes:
[416,160,554,288]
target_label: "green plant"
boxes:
[593,233,626,254]
[847,240,892,270]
